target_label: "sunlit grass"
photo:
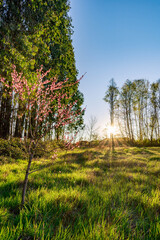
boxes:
[0,146,160,239]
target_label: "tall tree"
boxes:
[150,81,160,141]
[104,79,119,149]
[132,79,149,141]
[0,0,84,138]
[119,80,134,141]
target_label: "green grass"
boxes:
[0,146,160,239]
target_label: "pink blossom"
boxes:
[0,65,85,144]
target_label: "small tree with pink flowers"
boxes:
[0,65,84,207]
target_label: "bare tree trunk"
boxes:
[129,112,134,141]
[150,123,154,143]
[126,110,131,140]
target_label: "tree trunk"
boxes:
[111,133,114,151]
[0,97,11,138]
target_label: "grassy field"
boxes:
[0,145,160,239]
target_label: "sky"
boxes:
[69,0,160,137]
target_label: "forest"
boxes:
[0,0,160,239]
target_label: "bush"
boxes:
[0,138,26,160]
[0,138,73,161]
[132,139,160,147]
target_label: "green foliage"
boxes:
[0,146,160,239]
[103,78,119,104]
[0,138,61,161]
[0,0,76,78]
[0,0,84,138]
[0,138,26,160]
[104,78,119,127]
[109,78,160,142]
[132,139,160,147]
[33,140,59,158]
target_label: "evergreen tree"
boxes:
[0,0,84,138]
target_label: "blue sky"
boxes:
[69,0,160,136]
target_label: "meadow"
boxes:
[0,142,160,239]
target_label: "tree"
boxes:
[0,66,84,207]
[109,78,160,143]
[0,0,84,138]
[104,79,119,150]
[118,80,135,141]
[132,79,149,141]
[150,81,160,141]
[86,116,99,142]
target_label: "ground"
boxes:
[0,145,160,239]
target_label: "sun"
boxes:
[107,125,117,136]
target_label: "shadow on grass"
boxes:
[111,171,158,189]
[28,174,93,191]
[128,148,155,155]
[127,193,160,217]
[149,156,160,161]
[0,181,22,199]
[109,160,147,168]
[84,158,147,173]
[0,175,92,219]
[0,181,22,215]
[63,150,102,165]
[102,149,113,160]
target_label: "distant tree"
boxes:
[131,79,149,141]
[104,77,160,144]
[87,116,99,142]
[150,80,160,141]
[118,79,150,141]
[104,79,119,149]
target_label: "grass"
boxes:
[0,145,160,239]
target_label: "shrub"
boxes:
[0,138,26,160]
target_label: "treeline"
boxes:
[104,79,160,143]
[0,0,84,139]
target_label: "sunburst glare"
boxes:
[107,125,117,136]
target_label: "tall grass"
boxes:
[0,146,160,239]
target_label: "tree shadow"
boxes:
[149,156,160,161]
[0,181,22,216]
[63,150,102,166]
[128,148,155,155]
[28,173,94,192]
[102,149,111,161]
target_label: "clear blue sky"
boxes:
[69,0,160,136]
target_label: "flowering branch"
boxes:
[0,65,85,207]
